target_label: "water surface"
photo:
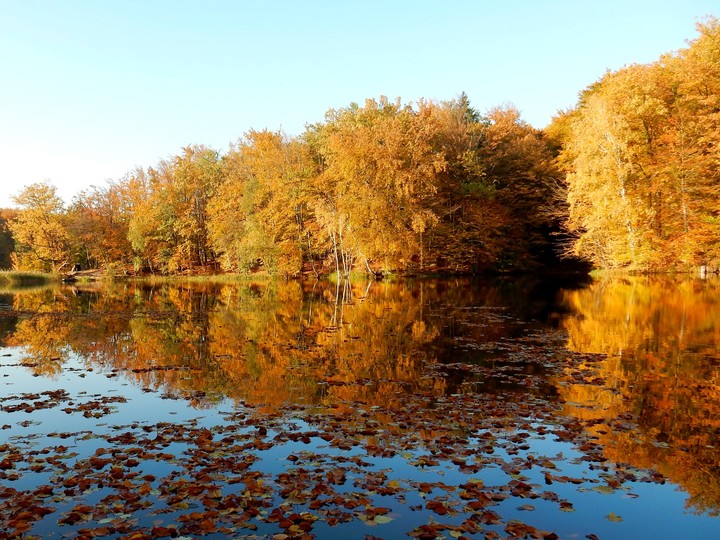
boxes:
[1,276,719,538]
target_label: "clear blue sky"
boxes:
[1,0,718,207]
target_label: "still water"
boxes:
[0,276,718,538]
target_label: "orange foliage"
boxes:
[560,275,720,513]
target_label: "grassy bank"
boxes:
[0,270,59,286]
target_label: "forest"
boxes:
[1,17,718,277]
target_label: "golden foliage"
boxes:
[559,17,720,270]
[208,131,314,275]
[7,94,562,276]
[9,183,71,272]
[560,275,720,512]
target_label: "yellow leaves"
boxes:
[9,183,72,272]
[125,145,223,273]
[312,98,473,270]
[208,130,313,275]
[7,91,564,276]
[561,20,720,270]
[410,213,427,234]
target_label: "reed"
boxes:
[0,270,58,286]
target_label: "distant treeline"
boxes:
[2,17,718,276]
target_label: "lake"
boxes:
[1,276,719,538]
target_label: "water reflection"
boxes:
[2,276,720,516]
[0,278,582,406]
[1,279,557,406]
[560,275,720,515]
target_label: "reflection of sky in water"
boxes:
[2,344,719,539]
[1,349,232,429]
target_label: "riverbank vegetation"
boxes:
[1,17,717,277]
[0,270,58,287]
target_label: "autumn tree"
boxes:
[208,130,316,276]
[0,209,17,269]
[297,95,561,275]
[560,17,720,271]
[9,182,72,272]
[478,105,564,268]
[128,146,223,273]
[665,16,720,267]
[308,96,504,275]
[170,145,224,269]
[561,79,644,269]
[125,167,164,273]
[308,98,436,274]
[566,62,684,269]
[414,95,506,272]
[66,181,133,271]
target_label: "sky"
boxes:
[1,0,718,208]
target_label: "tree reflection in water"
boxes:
[2,275,720,525]
[560,275,720,515]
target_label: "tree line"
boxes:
[2,97,564,276]
[2,17,718,276]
